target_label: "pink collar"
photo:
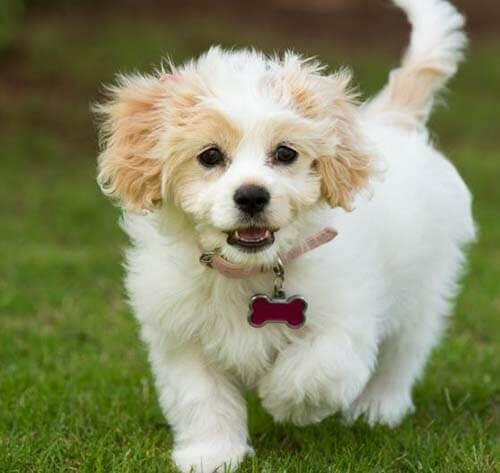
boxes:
[200,227,337,279]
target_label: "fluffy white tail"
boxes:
[365,0,467,127]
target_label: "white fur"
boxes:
[105,1,475,471]
[366,0,467,127]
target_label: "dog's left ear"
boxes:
[95,74,168,212]
[315,101,374,210]
[285,62,374,210]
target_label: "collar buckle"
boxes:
[199,251,219,268]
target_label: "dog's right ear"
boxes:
[95,74,168,212]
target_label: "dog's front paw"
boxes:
[344,384,415,427]
[258,335,370,426]
[172,441,253,473]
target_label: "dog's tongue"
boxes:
[237,227,269,242]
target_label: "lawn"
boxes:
[0,10,498,473]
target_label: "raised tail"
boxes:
[365,0,467,128]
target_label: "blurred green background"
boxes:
[0,1,499,472]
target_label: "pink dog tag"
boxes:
[248,294,307,328]
[247,257,307,329]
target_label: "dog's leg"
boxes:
[145,330,252,473]
[344,298,447,427]
[258,326,377,426]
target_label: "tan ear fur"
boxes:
[95,74,167,212]
[283,59,374,210]
[316,102,374,210]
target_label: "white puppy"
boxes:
[95,0,475,471]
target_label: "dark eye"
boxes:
[275,145,298,164]
[198,147,224,168]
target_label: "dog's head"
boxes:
[96,47,374,266]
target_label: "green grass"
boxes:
[1,12,499,473]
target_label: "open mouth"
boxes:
[227,227,276,252]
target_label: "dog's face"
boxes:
[96,48,373,266]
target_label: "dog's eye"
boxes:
[198,147,225,168]
[275,145,298,165]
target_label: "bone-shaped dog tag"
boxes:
[247,257,307,329]
[248,294,307,328]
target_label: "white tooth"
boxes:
[235,231,241,239]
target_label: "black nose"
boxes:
[234,185,271,216]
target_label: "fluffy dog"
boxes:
[95,0,475,471]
